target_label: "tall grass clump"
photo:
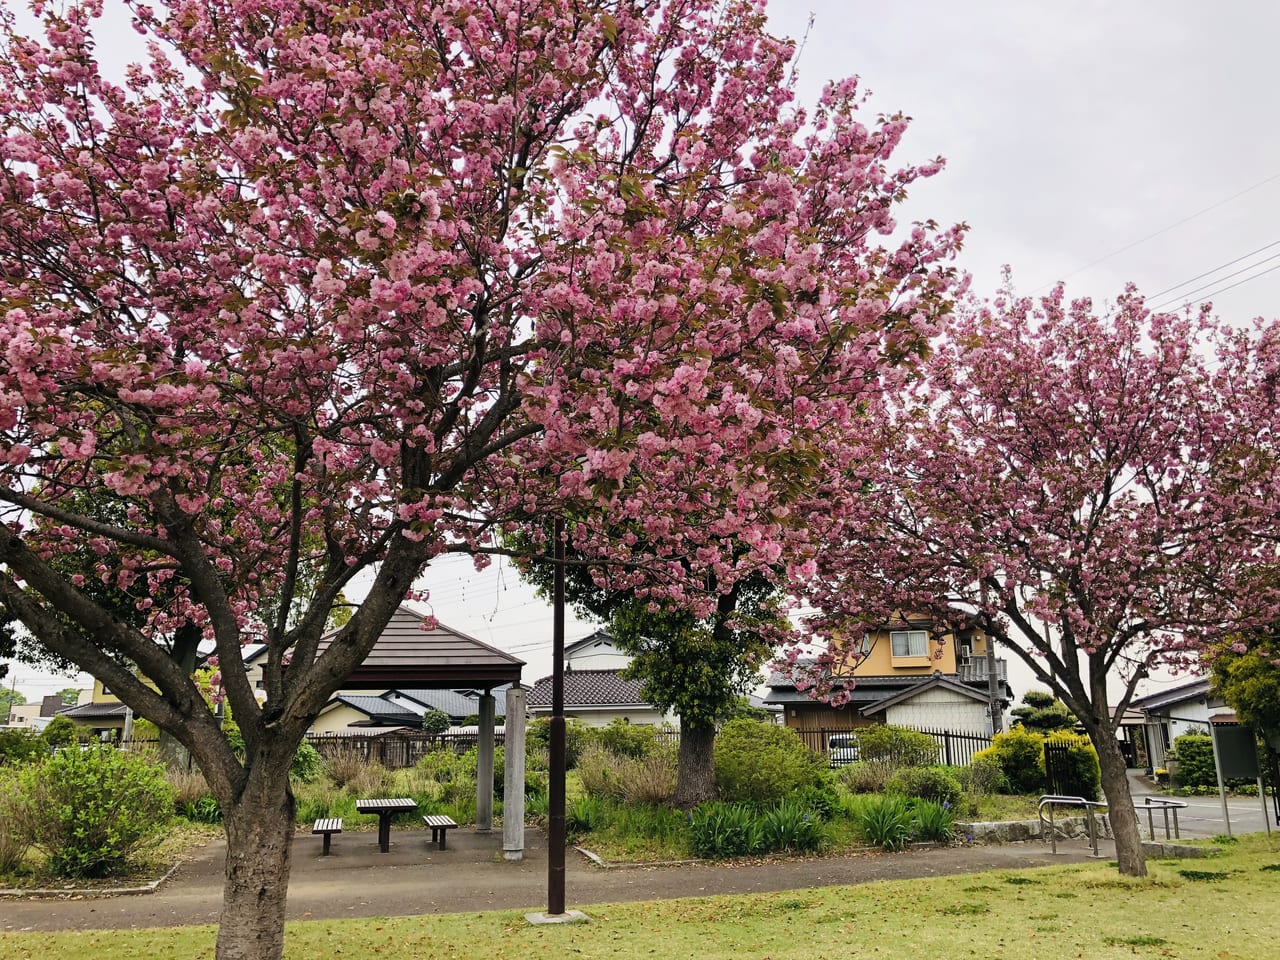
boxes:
[690,801,763,859]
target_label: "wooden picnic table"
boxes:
[355,797,417,853]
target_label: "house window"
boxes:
[890,630,928,658]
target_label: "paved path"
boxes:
[2,828,1109,933]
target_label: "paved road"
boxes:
[1126,770,1275,839]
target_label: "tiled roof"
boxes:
[1130,678,1211,712]
[331,695,422,725]
[390,688,507,720]
[527,669,649,708]
[57,702,129,720]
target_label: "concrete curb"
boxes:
[0,860,182,899]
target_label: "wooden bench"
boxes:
[423,814,458,851]
[312,817,343,856]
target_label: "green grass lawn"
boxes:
[6,834,1278,959]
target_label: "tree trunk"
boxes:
[673,718,717,807]
[1090,724,1147,878]
[215,767,297,960]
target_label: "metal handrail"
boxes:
[1038,795,1109,857]
[1137,796,1188,840]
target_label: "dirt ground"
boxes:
[1,826,1109,932]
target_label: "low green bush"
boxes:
[0,728,46,766]
[0,767,31,873]
[886,765,963,807]
[840,759,895,794]
[527,717,592,769]
[714,719,824,805]
[856,725,941,767]
[576,743,625,800]
[16,747,174,878]
[592,719,660,759]
[41,716,80,749]
[1170,733,1215,789]
[616,748,677,805]
[690,801,763,859]
[791,775,841,820]
[959,755,1008,796]
[974,728,1047,794]
[290,741,324,783]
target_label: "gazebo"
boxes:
[317,606,528,860]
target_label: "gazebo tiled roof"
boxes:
[318,606,524,689]
[527,669,648,709]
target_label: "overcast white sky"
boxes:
[8,0,1276,702]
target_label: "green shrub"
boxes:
[886,765,963,807]
[714,719,824,805]
[690,801,763,859]
[0,767,31,873]
[16,747,174,878]
[1043,734,1101,800]
[290,741,324,783]
[1170,733,1216,788]
[759,800,824,854]
[840,759,895,794]
[856,725,940,768]
[791,775,841,821]
[852,794,914,851]
[527,717,592,769]
[576,743,625,800]
[41,716,80,749]
[421,709,451,735]
[974,728,1047,794]
[0,728,46,766]
[960,755,1008,796]
[592,719,659,759]
[616,748,677,805]
[911,799,956,843]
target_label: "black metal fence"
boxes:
[793,726,993,767]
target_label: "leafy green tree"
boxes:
[1010,689,1077,735]
[519,527,776,805]
[0,685,25,721]
[421,709,450,735]
[56,687,80,707]
[1211,638,1280,738]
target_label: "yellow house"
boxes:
[764,616,1012,738]
[56,678,130,740]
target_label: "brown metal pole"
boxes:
[548,517,566,915]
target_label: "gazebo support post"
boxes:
[476,692,496,833]
[503,686,527,860]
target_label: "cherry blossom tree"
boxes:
[0,0,961,956]
[796,287,1280,877]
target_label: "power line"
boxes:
[1148,251,1280,312]
[1161,260,1280,313]
[1033,170,1280,291]
[1145,238,1280,301]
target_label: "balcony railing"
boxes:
[957,657,1007,682]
